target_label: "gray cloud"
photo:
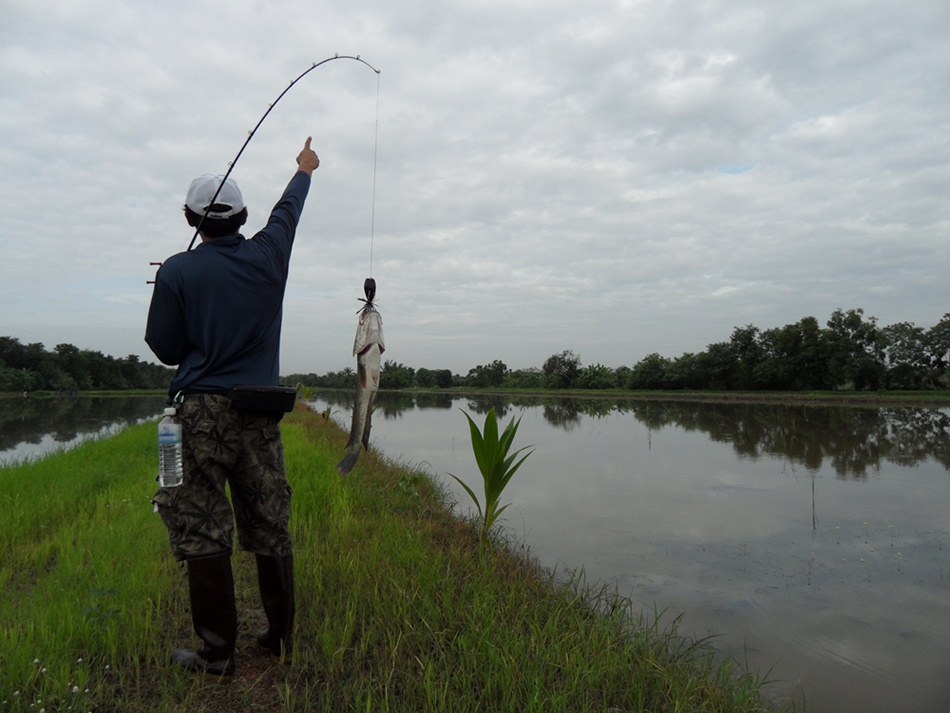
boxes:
[1,0,948,375]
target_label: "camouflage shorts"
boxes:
[152,393,293,561]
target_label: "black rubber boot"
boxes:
[255,553,295,664]
[172,551,237,683]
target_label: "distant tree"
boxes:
[0,336,30,370]
[667,352,703,390]
[466,360,508,388]
[756,317,830,390]
[696,341,736,390]
[879,322,929,389]
[415,368,438,388]
[629,353,672,390]
[275,309,950,395]
[729,325,765,390]
[416,368,453,389]
[55,343,90,389]
[0,366,39,392]
[825,308,884,390]
[576,363,616,389]
[542,350,581,389]
[0,336,173,391]
[381,361,414,390]
[925,313,950,386]
[613,365,633,389]
[504,368,544,389]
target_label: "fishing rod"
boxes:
[147,54,380,283]
[187,54,381,252]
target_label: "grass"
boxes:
[0,404,800,712]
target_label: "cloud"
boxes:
[1,0,948,376]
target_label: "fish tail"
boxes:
[361,395,375,450]
[336,448,360,476]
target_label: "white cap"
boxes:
[185,174,245,219]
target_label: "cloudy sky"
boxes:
[2,0,948,376]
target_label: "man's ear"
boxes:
[236,207,248,226]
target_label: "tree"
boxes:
[629,353,671,390]
[729,325,765,390]
[925,313,950,386]
[55,343,90,389]
[667,352,703,390]
[542,350,581,389]
[755,316,830,390]
[696,341,737,390]
[465,360,508,388]
[825,308,884,390]
[504,368,544,389]
[415,368,454,389]
[380,361,415,390]
[576,363,616,389]
[879,322,928,389]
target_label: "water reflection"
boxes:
[316,391,950,713]
[0,394,167,463]
[319,391,950,478]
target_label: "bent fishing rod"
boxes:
[148,55,380,281]
[185,54,380,253]
[187,54,380,252]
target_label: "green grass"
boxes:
[0,405,800,712]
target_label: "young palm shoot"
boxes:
[449,408,533,542]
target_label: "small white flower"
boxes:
[33,659,40,664]
[72,686,80,694]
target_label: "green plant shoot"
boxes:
[449,408,533,542]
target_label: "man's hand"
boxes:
[296,137,320,175]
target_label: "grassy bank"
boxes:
[1,405,799,712]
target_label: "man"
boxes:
[145,137,320,682]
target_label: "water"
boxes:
[4,392,949,711]
[0,394,167,464]
[313,392,950,713]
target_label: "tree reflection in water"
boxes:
[0,394,168,459]
[317,391,950,478]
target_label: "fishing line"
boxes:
[186,54,381,252]
[368,70,381,278]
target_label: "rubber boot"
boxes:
[255,553,295,664]
[171,551,237,683]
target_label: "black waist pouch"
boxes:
[228,385,297,419]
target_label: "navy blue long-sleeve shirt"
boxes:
[145,171,311,396]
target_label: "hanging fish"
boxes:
[337,278,385,476]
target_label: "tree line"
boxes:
[0,337,174,392]
[288,309,950,392]
[6,307,948,395]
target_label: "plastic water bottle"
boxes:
[158,407,184,488]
